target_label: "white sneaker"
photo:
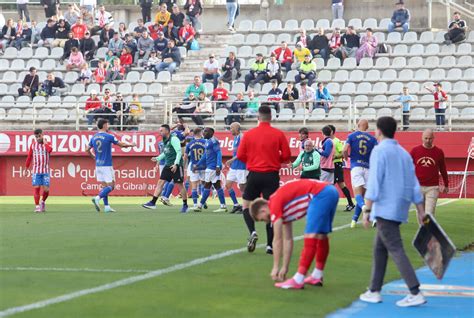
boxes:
[359,290,382,303]
[396,293,426,307]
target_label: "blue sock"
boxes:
[99,186,113,199]
[198,183,204,196]
[185,181,190,193]
[164,182,175,198]
[103,196,109,206]
[355,194,365,209]
[228,188,238,205]
[353,206,362,222]
[200,188,211,205]
[192,189,198,205]
[217,188,226,206]
[161,181,169,196]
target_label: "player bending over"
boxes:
[250,179,339,289]
[143,124,189,212]
[25,128,52,213]
[87,119,136,213]
[193,127,227,213]
[185,128,206,210]
[225,122,248,214]
[343,119,378,228]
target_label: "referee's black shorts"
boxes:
[243,171,280,201]
[160,165,184,183]
[334,162,345,183]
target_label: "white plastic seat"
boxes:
[357,83,372,94]
[285,70,298,82]
[430,69,446,81]
[0,83,8,96]
[468,31,474,43]
[434,32,446,43]
[342,57,356,69]
[21,108,34,121]
[326,58,341,70]
[393,44,408,55]
[277,108,293,121]
[361,107,376,120]
[457,43,472,55]
[268,19,282,31]
[333,70,348,82]
[340,82,356,95]
[238,46,252,58]
[348,19,362,30]
[126,71,140,83]
[10,59,25,71]
[246,34,260,45]
[457,56,472,68]
[349,70,364,82]
[440,45,456,55]
[253,46,268,56]
[425,44,440,55]
[415,69,430,81]
[46,95,61,108]
[238,20,252,32]
[224,46,237,57]
[407,82,420,94]
[32,95,46,109]
[148,82,163,95]
[64,71,78,84]
[141,71,156,83]
[397,69,413,82]
[366,69,381,82]
[62,96,77,109]
[214,108,228,121]
[284,19,299,31]
[317,70,332,82]
[411,108,426,120]
[374,57,389,69]
[388,82,404,94]
[407,56,423,68]
[3,47,18,59]
[358,57,373,69]
[261,33,276,46]
[440,56,456,68]
[2,71,16,82]
[293,108,309,121]
[363,18,377,29]
[309,108,326,121]
[326,82,340,94]
[6,108,22,120]
[34,47,49,59]
[386,32,402,44]
[86,83,101,94]
[409,44,424,56]
[102,83,116,94]
[452,81,468,94]
[0,59,9,71]
[331,19,345,29]
[454,94,468,103]
[391,57,406,69]
[378,18,391,30]
[447,68,463,81]
[253,20,267,32]
[0,108,5,120]
[276,33,292,44]
[373,32,385,44]
[51,108,68,121]
[37,108,53,121]
[447,107,459,119]
[337,95,351,108]
[382,69,397,82]
[424,56,440,69]
[327,108,343,120]
[231,83,245,94]
[377,108,392,117]
[16,96,31,108]
[133,83,147,95]
[460,108,474,120]
[353,95,369,107]
[231,34,245,46]
[465,68,474,80]
[402,32,417,44]
[371,95,387,108]
[50,47,63,59]
[372,82,388,94]
[315,19,330,29]
[300,19,314,31]
[419,31,434,44]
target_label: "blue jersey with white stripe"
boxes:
[230,134,246,170]
[197,137,222,170]
[89,132,119,167]
[158,141,166,165]
[345,131,378,169]
[186,138,206,170]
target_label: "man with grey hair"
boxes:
[135,31,154,65]
[290,139,321,180]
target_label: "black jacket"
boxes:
[282,87,299,101]
[310,35,329,51]
[40,25,56,40]
[80,38,96,53]
[1,25,16,39]
[222,57,241,73]
[64,38,80,56]
[99,28,115,46]
[184,0,203,17]
[161,46,181,66]
[139,0,153,8]
[22,74,39,90]
[170,12,186,28]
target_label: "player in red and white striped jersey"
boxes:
[250,179,339,290]
[25,129,52,213]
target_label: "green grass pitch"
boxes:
[0,197,472,318]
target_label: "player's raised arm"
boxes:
[117,141,136,148]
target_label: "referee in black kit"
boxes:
[237,106,292,254]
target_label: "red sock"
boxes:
[315,237,330,271]
[297,237,318,275]
[34,188,40,205]
[42,190,49,202]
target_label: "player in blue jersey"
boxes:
[86,119,136,213]
[225,122,248,214]
[343,119,378,228]
[193,127,227,213]
[184,127,207,209]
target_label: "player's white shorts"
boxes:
[204,168,221,184]
[321,170,334,184]
[227,168,248,184]
[351,167,369,188]
[187,164,205,182]
[96,166,115,183]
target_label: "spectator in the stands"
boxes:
[265,53,282,84]
[17,0,31,22]
[125,33,138,56]
[245,90,259,117]
[171,4,186,28]
[299,81,316,111]
[220,51,241,83]
[107,59,125,82]
[71,16,88,40]
[282,81,299,110]
[174,92,197,117]
[244,53,266,90]
[335,26,360,61]
[102,88,113,109]
[267,79,282,112]
[94,60,107,85]
[92,4,114,35]
[135,31,154,65]
[226,92,247,125]
[1,19,16,50]
[37,18,56,47]
[98,23,114,48]
[296,28,311,48]
[395,86,414,131]
[134,19,147,41]
[184,0,203,32]
[156,39,181,73]
[18,67,39,98]
[154,31,168,55]
[105,49,117,69]
[109,32,124,55]
[332,0,344,19]
[120,47,133,72]
[67,47,85,71]
[64,4,80,26]
[155,3,171,26]
[272,41,293,73]
[140,0,154,23]
[85,89,102,127]
[185,76,206,98]
[202,54,220,89]
[444,12,467,44]
[113,92,129,130]
[329,28,342,57]
[212,80,229,109]
[425,83,448,130]
[161,0,177,12]
[388,1,410,33]
[356,28,378,63]
[37,72,66,96]
[30,20,41,45]
[309,28,329,62]
[295,54,317,86]
[41,0,59,19]
[80,5,95,27]
[146,50,160,71]
[226,0,239,32]
[178,18,196,50]
[148,23,160,40]
[79,31,96,61]
[293,42,312,67]
[61,31,80,63]
[52,19,70,48]
[78,63,92,84]
[14,22,31,49]
[192,91,212,125]
[163,20,179,41]
[127,94,144,130]
[14,19,24,44]
[315,82,333,113]
[118,23,127,40]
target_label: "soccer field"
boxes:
[0,197,472,318]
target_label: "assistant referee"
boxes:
[237,105,292,254]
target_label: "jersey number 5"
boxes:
[359,140,367,155]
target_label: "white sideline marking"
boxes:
[0,267,150,274]
[0,199,458,317]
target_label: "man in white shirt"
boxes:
[202,54,220,89]
[299,81,316,111]
[91,4,114,35]
[265,53,282,84]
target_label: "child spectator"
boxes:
[104,49,117,69]
[107,59,126,82]
[178,18,195,50]
[14,22,32,49]
[315,82,333,113]
[78,63,92,85]
[127,94,144,130]
[94,60,107,85]
[226,92,247,125]
[66,47,85,71]
[120,47,133,72]
[146,50,160,71]
[212,80,229,109]
[245,90,259,116]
